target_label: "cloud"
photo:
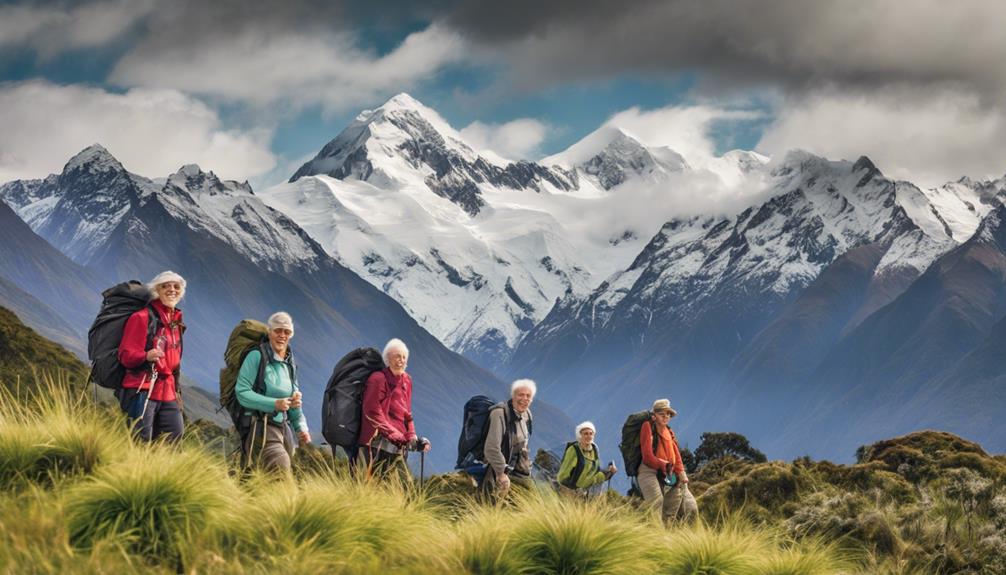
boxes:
[109,15,466,113]
[444,0,1006,102]
[460,118,549,160]
[605,105,762,165]
[0,1,155,58]
[0,81,275,184]
[757,87,1006,187]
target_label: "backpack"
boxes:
[455,395,496,469]
[219,320,271,435]
[455,397,534,470]
[559,441,600,489]
[619,410,659,477]
[87,281,159,389]
[321,347,385,452]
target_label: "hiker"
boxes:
[235,312,310,473]
[116,271,186,442]
[557,421,616,497]
[639,398,697,524]
[484,379,536,499]
[357,338,430,481]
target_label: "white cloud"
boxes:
[605,105,762,166]
[0,1,154,58]
[460,118,549,160]
[0,81,275,184]
[757,88,1006,187]
[109,23,465,113]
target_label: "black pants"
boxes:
[119,388,184,443]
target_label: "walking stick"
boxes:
[420,450,425,489]
[139,365,158,424]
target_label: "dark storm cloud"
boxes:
[443,0,1006,100]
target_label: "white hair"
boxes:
[147,270,186,301]
[575,421,596,436]
[510,378,537,398]
[382,338,409,364]
[267,311,294,335]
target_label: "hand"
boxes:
[421,438,431,453]
[679,470,689,484]
[290,391,303,409]
[298,431,311,444]
[607,463,617,475]
[497,473,511,492]
[145,348,165,362]
[274,397,292,412]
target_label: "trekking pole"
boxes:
[420,450,425,490]
[138,366,159,425]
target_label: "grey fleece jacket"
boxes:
[483,402,531,478]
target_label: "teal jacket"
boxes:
[236,347,308,433]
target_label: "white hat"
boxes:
[147,270,186,301]
[575,421,596,436]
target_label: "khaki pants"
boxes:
[638,465,698,524]
[244,419,293,474]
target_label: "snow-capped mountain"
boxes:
[266,94,765,369]
[507,150,998,463]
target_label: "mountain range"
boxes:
[1,92,1003,470]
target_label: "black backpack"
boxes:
[619,410,659,477]
[455,397,533,470]
[87,281,159,390]
[321,347,385,452]
[559,441,601,488]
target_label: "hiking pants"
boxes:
[356,445,411,483]
[664,484,698,523]
[121,388,184,443]
[638,465,697,524]
[245,419,293,474]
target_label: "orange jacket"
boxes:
[640,420,685,475]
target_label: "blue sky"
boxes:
[1,0,1005,190]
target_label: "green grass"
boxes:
[66,446,235,566]
[7,370,1003,574]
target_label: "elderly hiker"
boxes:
[557,421,616,497]
[483,379,536,499]
[639,398,697,523]
[236,311,310,473]
[117,270,187,442]
[357,338,430,481]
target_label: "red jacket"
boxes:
[640,420,685,475]
[358,368,416,447]
[118,300,183,402]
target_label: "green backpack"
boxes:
[619,410,659,477]
[219,319,270,436]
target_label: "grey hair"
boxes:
[510,378,537,398]
[147,270,186,302]
[267,311,294,335]
[382,338,409,364]
[575,421,596,436]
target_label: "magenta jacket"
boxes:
[358,368,416,447]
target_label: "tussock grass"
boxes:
[511,491,662,575]
[0,378,126,489]
[66,446,235,566]
[230,473,448,573]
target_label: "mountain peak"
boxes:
[379,92,426,112]
[63,144,124,174]
[543,125,645,168]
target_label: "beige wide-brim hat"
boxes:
[652,398,678,417]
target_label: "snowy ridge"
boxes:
[521,151,986,355]
[160,166,319,272]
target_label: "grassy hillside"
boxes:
[0,305,230,427]
[2,372,1004,573]
[0,305,88,389]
